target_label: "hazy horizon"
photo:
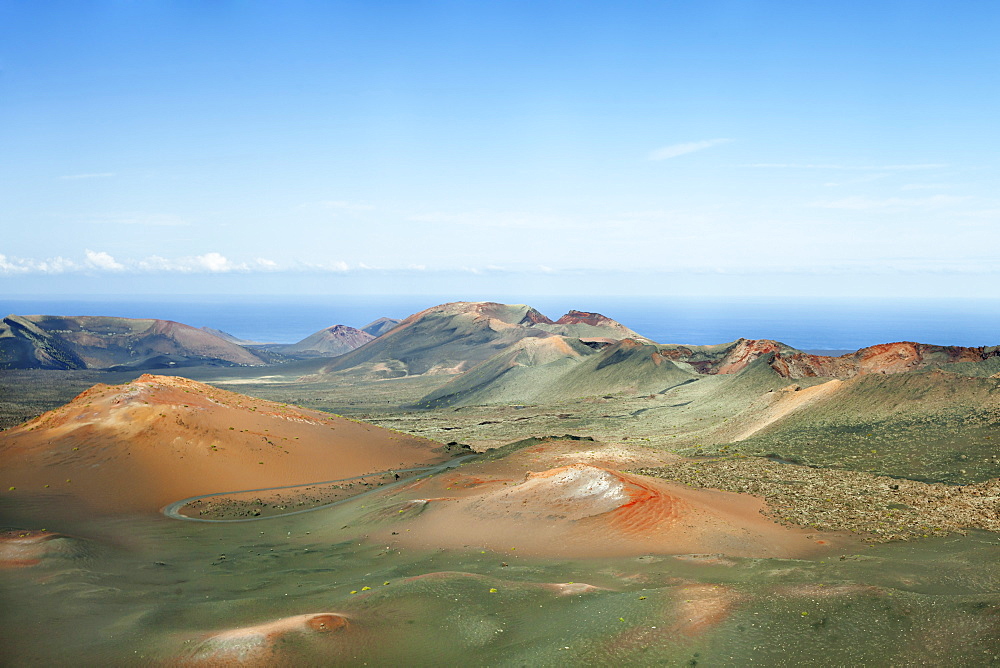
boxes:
[5,293,999,350]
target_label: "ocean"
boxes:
[2,295,998,351]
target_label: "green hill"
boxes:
[419,337,697,408]
[693,369,1000,483]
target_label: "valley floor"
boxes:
[4,363,999,543]
[2,364,999,665]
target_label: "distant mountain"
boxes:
[361,317,402,337]
[534,310,653,342]
[640,339,1000,380]
[0,315,268,370]
[770,341,1000,379]
[414,334,1000,408]
[651,338,798,375]
[420,337,695,407]
[285,324,376,356]
[315,301,649,380]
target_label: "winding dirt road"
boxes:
[161,455,477,523]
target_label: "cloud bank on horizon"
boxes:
[1,3,997,298]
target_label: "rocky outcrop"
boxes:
[319,302,650,378]
[518,308,556,326]
[770,342,1000,379]
[706,339,789,375]
[536,309,652,343]
[651,339,795,375]
[641,338,1000,380]
[555,310,617,327]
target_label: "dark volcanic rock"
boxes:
[555,310,617,327]
[770,341,1000,379]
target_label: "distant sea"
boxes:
[2,295,998,351]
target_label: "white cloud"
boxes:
[649,138,732,161]
[193,252,234,272]
[5,249,1000,282]
[0,254,33,274]
[134,255,172,272]
[299,260,351,272]
[132,252,265,273]
[84,250,124,271]
[0,254,78,275]
[41,257,77,273]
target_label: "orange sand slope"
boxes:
[360,440,852,559]
[0,374,448,514]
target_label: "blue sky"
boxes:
[1,1,997,297]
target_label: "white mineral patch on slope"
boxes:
[469,464,630,521]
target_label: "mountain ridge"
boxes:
[0,315,268,370]
[314,301,649,380]
[285,324,375,355]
